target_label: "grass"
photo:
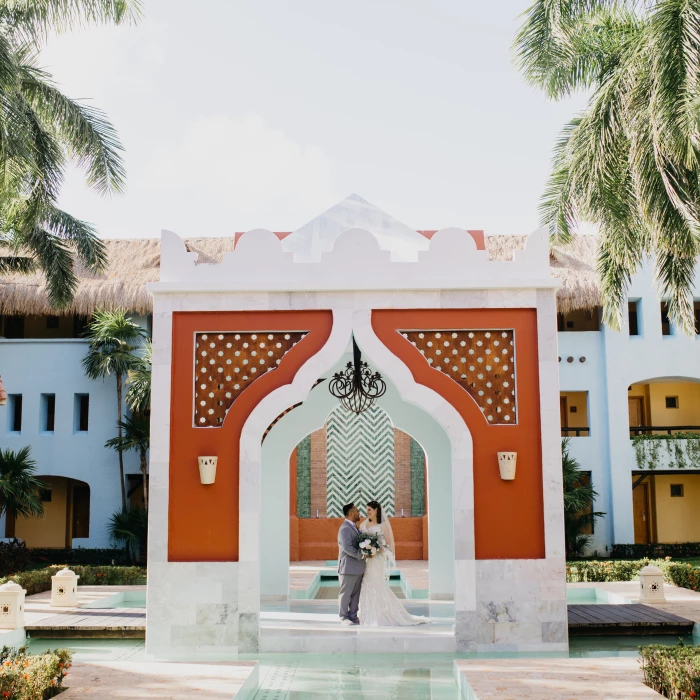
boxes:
[682,557,700,566]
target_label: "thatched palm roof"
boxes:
[0,234,600,316]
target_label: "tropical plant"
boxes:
[562,438,605,557]
[0,0,141,307]
[82,309,146,508]
[108,506,147,564]
[0,447,45,520]
[514,0,700,334]
[125,340,151,414]
[105,411,149,508]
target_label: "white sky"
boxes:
[40,0,588,239]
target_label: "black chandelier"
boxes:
[328,337,387,414]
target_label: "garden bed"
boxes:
[0,646,72,699]
[640,645,700,699]
[0,566,146,596]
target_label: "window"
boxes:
[74,394,89,432]
[72,315,89,338]
[695,301,700,336]
[41,394,56,432]
[661,302,672,336]
[557,308,601,332]
[577,471,594,534]
[39,489,52,502]
[2,316,24,339]
[629,301,640,336]
[45,316,59,329]
[560,391,590,436]
[665,396,679,409]
[670,484,684,497]
[8,395,22,432]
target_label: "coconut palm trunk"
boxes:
[116,373,126,509]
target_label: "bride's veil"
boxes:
[382,515,397,571]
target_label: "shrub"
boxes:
[566,558,669,582]
[0,566,146,596]
[666,563,700,592]
[0,645,72,699]
[28,548,130,567]
[0,541,30,578]
[612,543,700,559]
[640,644,700,699]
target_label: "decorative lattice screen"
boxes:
[401,330,516,424]
[194,331,307,426]
[326,405,395,518]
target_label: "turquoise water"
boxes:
[25,635,700,699]
[81,590,146,609]
[565,587,630,605]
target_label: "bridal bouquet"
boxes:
[358,532,385,559]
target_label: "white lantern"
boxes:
[0,581,26,629]
[497,452,517,480]
[51,567,80,607]
[639,565,666,603]
[198,456,218,485]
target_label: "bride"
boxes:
[358,500,427,627]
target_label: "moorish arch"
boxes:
[259,350,454,600]
[145,196,566,660]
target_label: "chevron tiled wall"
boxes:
[326,405,395,518]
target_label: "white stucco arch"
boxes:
[259,366,455,600]
[238,308,475,651]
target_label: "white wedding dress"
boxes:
[358,519,426,627]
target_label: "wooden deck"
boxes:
[25,607,145,638]
[568,604,695,636]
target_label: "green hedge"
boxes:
[566,558,669,582]
[28,548,130,567]
[640,645,700,699]
[0,646,72,699]
[0,566,146,596]
[666,563,700,592]
[612,543,700,559]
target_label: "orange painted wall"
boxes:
[372,309,545,560]
[168,310,333,561]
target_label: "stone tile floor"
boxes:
[456,657,663,699]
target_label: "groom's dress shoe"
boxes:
[341,619,353,626]
[351,619,360,625]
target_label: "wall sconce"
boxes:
[497,452,517,481]
[198,456,218,485]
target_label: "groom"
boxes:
[337,502,365,626]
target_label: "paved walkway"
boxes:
[456,658,663,699]
[60,660,257,699]
[24,586,146,637]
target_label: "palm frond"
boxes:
[0,0,142,40]
[20,64,126,195]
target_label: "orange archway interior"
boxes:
[167,307,545,562]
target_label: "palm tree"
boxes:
[562,439,605,558]
[125,341,151,414]
[0,0,141,307]
[514,0,700,334]
[0,447,46,521]
[108,505,147,564]
[82,309,146,508]
[105,412,149,509]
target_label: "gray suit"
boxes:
[337,520,365,621]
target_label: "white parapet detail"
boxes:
[152,225,558,295]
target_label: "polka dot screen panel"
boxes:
[194,331,307,427]
[400,330,516,424]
